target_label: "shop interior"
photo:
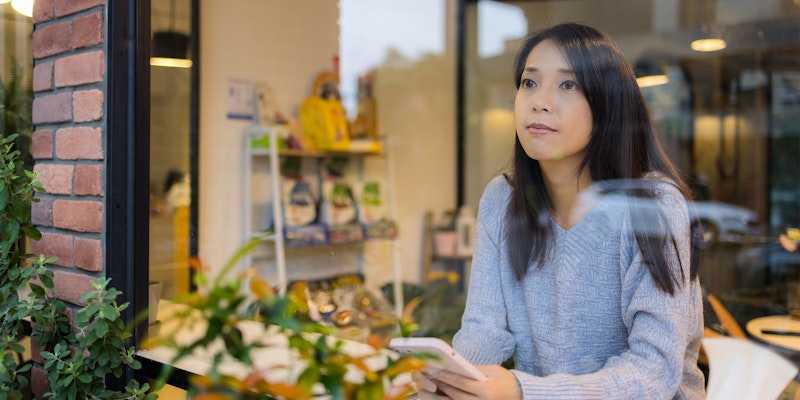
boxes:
[145,0,800,394]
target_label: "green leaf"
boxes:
[0,181,7,212]
[76,304,98,325]
[100,304,119,321]
[297,365,320,390]
[22,225,41,240]
[29,284,44,297]
[94,320,108,338]
[40,273,53,289]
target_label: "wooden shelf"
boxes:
[250,148,383,158]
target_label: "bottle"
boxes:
[455,206,476,257]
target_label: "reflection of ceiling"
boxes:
[479,0,800,78]
[505,0,800,35]
[152,0,191,34]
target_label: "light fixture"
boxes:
[691,38,727,52]
[634,58,669,88]
[689,7,727,53]
[150,0,191,68]
[150,57,193,68]
[636,75,669,88]
[11,0,33,17]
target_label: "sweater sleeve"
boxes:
[510,183,702,399]
[452,178,516,365]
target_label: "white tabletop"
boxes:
[136,299,410,393]
[746,315,800,352]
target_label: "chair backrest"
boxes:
[703,337,798,400]
[706,293,746,338]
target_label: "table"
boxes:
[746,315,800,352]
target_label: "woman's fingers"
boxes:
[435,379,479,400]
[431,370,479,395]
[413,372,438,393]
[418,390,451,400]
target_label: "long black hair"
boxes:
[506,23,700,295]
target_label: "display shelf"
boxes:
[242,125,402,313]
[250,147,383,158]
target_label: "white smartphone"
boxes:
[389,337,487,381]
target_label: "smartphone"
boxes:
[389,337,487,381]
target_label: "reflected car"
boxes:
[576,179,762,245]
[690,201,761,244]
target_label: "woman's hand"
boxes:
[429,365,522,400]
[412,371,450,399]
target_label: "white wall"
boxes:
[200,1,457,292]
[199,0,340,275]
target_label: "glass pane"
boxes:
[465,0,800,344]
[190,0,457,343]
[0,3,33,166]
[149,0,194,316]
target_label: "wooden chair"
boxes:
[706,293,746,338]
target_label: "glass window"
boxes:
[149,0,194,307]
[464,0,800,337]
[145,1,463,344]
[1,2,33,166]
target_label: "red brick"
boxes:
[32,92,72,124]
[34,163,74,194]
[53,200,103,232]
[52,269,93,305]
[55,0,104,17]
[54,50,104,87]
[73,89,103,122]
[32,20,72,59]
[30,338,44,364]
[71,12,103,49]
[32,129,53,159]
[31,365,48,398]
[33,61,53,92]
[55,127,103,160]
[74,164,102,195]
[31,197,54,226]
[74,238,102,272]
[29,232,75,267]
[33,0,55,23]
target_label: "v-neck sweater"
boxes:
[452,175,705,399]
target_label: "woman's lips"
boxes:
[526,122,557,135]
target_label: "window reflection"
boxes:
[465,0,800,333]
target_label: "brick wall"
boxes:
[28,1,107,396]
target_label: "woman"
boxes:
[415,23,705,399]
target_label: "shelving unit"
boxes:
[242,125,404,315]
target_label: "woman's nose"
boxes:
[531,91,553,112]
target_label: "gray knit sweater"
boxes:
[452,176,705,399]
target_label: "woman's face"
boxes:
[514,39,593,162]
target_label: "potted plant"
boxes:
[144,237,431,399]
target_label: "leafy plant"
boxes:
[0,131,154,399]
[0,333,31,399]
[40,278,155,400]
[0,132,42,398]
[0,133,41,333]
[146,236,431,400]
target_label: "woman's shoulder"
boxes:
[479,174,513,211]
[476,175,513,234]
[642,171,689,211]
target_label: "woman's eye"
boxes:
[521,79,536,89]
[560,80,579,91]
